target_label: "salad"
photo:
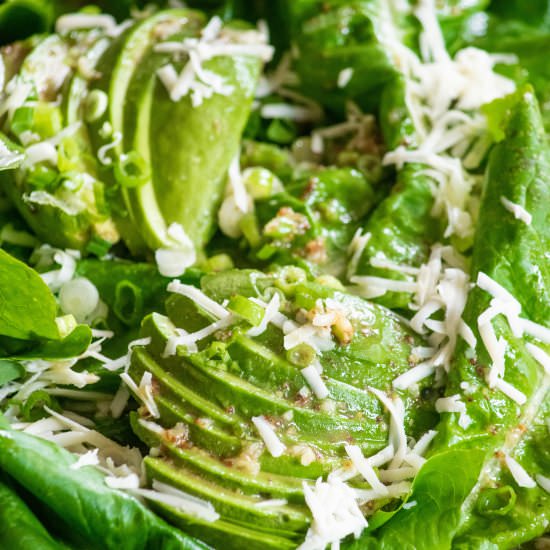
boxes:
[0,1,548,549]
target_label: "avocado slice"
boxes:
[86,10,263,260]
[87,9,203,254]
[147,47,262,250]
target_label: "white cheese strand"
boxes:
[120,371,160,418]
[167,280,230,319]
[56,13,117,34]
[525,343,550,375]
[131,480,220,522]
[500,196,532,225]
[251,415,286,457]
[345,444,388,495]
[504,454,536,488]
[536,474,550,494]
[301,365,330,399]
[298,477,367,550]
[247,293,282,337]
[368,388,407,468]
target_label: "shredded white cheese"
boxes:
[368,388,408,468]
[120,371,160,418]
[301,365,330,399]
[70,448,99,470]
[346,229,371,280]
[411,429,437,456]
[298,477,367,550]
[105,473,141,489]
[110,384,131,419]
[156,16,273,106]
[435,394,472,428]
[345,444,388,495]
[247,293,282,337]
[337,68,354,88]
[536,474,550,494]
[379,0,516,241]
[56,13,117,34]
[500,196,532,225]
[476,271,548,403]
[493,378,527,405]
[97,131,122,165]
[130,480,220,521]
[525,343,550,375]
[504,454,536,488]
[251,415,286,458]
[392,361,435,390]
[167,280,230,319]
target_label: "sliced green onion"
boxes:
[317,199,343,223]
[59,277,100,322]
[314,274,345,290]
[239,212,262,248]
[256,243,277,260]
[476,486,516,517]
[113,279,144,326]
[203,254,234,273]
[27,165,59,191]
[20,390,60,422]
[242,167,282,199]
[227,295,265,326]
[357,153,383,182]
[10,106,34,136]
[114,151,150,188]
[266,118,297,144]
[57,138,82,172]
[84,89,108,123]
[274,266,307,295]
[286,343,316,367]
[0,223,39,247]
[85,234,112,258]
[33,103,63,139]
[293,283,325,310]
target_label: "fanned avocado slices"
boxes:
[125,268,439,549]
[86,9,264,257]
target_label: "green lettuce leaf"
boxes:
[0,426,210,550]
